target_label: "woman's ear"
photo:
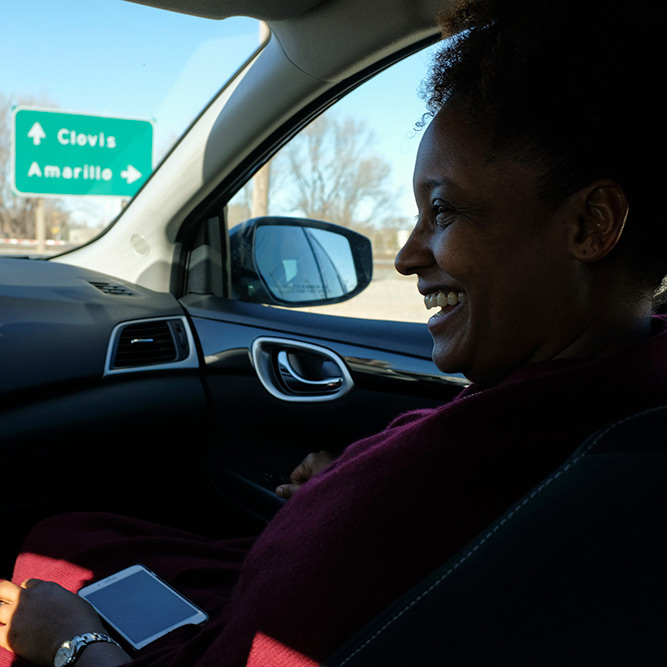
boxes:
[569,180,629,263]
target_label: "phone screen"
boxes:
[79,565,208,649]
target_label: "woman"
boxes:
[2,0,667,665]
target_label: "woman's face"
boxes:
[396,103,585,385]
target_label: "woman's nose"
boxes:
[395,225,432,276]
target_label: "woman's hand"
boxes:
[275,450,337,499]
[0,579,110,666]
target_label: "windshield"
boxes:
[0,1,260,256]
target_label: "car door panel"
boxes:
[184,296,466,524]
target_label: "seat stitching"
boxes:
[335,406,666,666]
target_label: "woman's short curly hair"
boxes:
[421,0,667,290]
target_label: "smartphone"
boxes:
[78,564,208,650]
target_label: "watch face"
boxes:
[54,640,75,667]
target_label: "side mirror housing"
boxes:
[230,216,373,307]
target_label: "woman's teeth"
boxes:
[424,290,467,310]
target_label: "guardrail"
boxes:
[0,239,75,255]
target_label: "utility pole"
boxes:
[35,198,46,254]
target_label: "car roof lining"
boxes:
[126,0,450,82]
[125,0,329,21]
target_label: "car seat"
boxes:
[323,405,667,666]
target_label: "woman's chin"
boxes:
[431,344,467,378]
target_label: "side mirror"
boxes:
[230,216,372,307]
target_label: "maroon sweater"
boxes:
[6,318,667,667]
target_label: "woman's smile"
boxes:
[423,289,467,330]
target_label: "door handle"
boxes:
[251,337,354,402]
[277,350,344,393]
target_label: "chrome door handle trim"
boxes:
[251,337,354,402]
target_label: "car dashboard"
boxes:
[0,257,198,400]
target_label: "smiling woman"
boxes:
[2,0,667,665]
[396,98,641,385]
[392,0,667,387]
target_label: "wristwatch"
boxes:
[53,632,121,667]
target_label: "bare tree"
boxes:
[270,115,399,231]
[0,93,70,240]
[225,112,415,258]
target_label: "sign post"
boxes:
[12,107,154,198]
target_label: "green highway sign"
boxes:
[12,107,154,197]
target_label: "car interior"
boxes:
[1,0,664,663]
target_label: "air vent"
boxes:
[105,317,198,374]
[89,281,136,297]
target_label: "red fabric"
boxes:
[4,318,667,666]
[246,633,318,667]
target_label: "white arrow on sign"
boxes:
[27,122,46,146]
[121,164,142,185]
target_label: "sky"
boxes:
[1,1,260,157]
[1,0,436,228]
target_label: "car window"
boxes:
[227,45,439,324]
[0,1,260,257]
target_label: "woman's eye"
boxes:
[433,199,456,228]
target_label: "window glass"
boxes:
[0,1,260,256]
[228,44,439,323]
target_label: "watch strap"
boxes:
[54,632,121,667]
